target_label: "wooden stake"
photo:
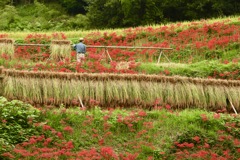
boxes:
[98,48,112,63]
[229,100,238,115]
[157,50,170,64]
[78,95,85,108]
[157,50,163,64]
[163,51,171,62]
[98,50,106,61]
[105,48,112,62]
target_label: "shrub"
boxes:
[0,97,42,158]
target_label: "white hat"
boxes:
[79,37,84,41]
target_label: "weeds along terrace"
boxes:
[1,67,239,111]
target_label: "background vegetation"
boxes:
[0,0,239,31]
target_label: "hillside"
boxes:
[0,97,239,160]
[0,14,240,160]
[0,0,239,31]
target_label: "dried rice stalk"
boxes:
[1,68,240,110]
[50,40,71,61]
[0,38,14,57]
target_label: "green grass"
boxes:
[4,105,239,159]
[45,107,239,159]
[137,60,240,78]
[1,97,239,159]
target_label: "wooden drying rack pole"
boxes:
[14,44,173,63]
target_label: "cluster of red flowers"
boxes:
[0,19,239,79]
[1,105,239,159]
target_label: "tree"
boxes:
[85,0,164,29]
[0,5,18,30]
[119,0,165,26]
[59,0,87,15]
[0,0,10,7]
[85,0,124,29]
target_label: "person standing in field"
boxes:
[73,37,86,63]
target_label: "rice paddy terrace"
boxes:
[0,16,240,160]
[0,16,240,112]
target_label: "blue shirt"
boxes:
[73,42,86,54]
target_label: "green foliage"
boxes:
[17,1,67,31]
[23,107,240,159]
[68,14,90,30]
[0,97,42,157]
[167,121,239,158]
[1,1,89,31]
[0,0,239,30]
[137,60,240,79]
[85,0,124,29]
[0,5,18,30]
[163,112,240,159]
[59,0,87,15]
[222,116,240,138]
[0,104,239,159]
[0,0,10,7]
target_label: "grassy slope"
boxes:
[0,15,240,159]
[137,60,240,79]
[1,16,239,79]
[6,106,239,159]
[1,16,239,40]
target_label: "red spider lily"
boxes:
[200,114,208,122]
[76,148,101,158]
[65,141,74,149]
[1,53,10,60]
[213,113,221,119]
[237,148,240,153]
[176,142,195,148]
[192,136,201,143]
[204,143,210,148]
[100,147,118,160]
[56,132,63,139]
[63,126,74,134]
[165,104,171,109]
[138,110,147,117]
[1,152,15,159]
[136,130,147,138]
[52,32,67,40]
[98,139,104,146]
[119,152,139,160]
[104,131,113,138]
[43,125,52,131]
[43,138,52,146]
[0,34,8,38]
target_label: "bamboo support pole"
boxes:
[0,66,4,96]
[14,43,173,50]
[14,43,173,63]
[14,44,50,46]
[105,48,112,62]
[229,100,238,115]
[157,50,163,64]
[78,95,85,108]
